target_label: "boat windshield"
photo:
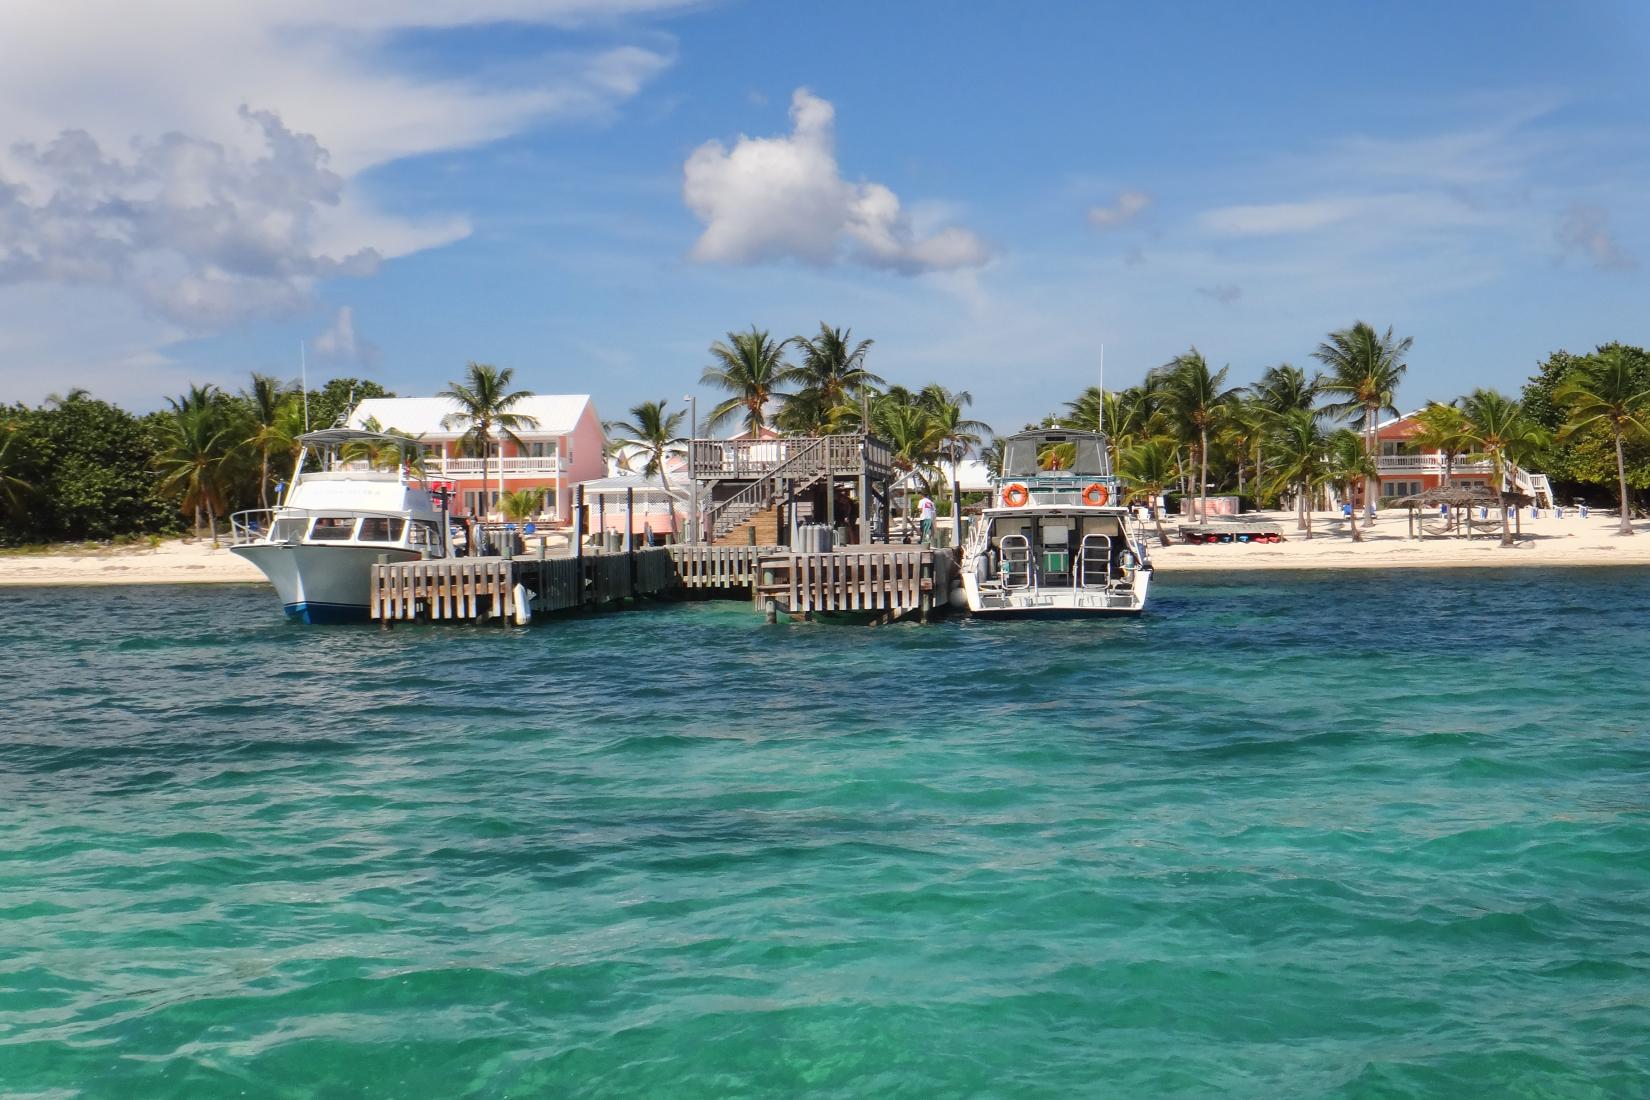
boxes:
[1001,433,1109,478]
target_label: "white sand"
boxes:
[1149,508,1650,572]
[0,538,266,587]
[2,509,1646,587]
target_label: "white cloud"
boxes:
[0,1,681,367]
[1555,203,1636,271]
[683,88,990,274]
[1199,193,1495,237]
[313,306,380,367]
[0,109,400,329]
[1087,190,1151,230]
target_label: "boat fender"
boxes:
[1082,483,1110,507]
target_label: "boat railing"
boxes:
[987,474,1122,509]
[229,509,278,546]
[229,507,446,550]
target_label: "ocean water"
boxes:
[2,571,1648,1099]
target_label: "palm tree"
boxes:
[0,420,35,525]
[155,385,235,545]
[1251,363,1321,415]
[1119,438,1179,546]
[1153,348,1239,522]
[1264,409,1331,536]
[1325,429,1376,542]
[1461,388,1540,547]
[606,400,688,485]
[782,324,881,433]
[1314,322,1411,524]
[500,487,548,523]
[1557,347,1650,535]
[437,363,538,519]
[702,327,800,435]
[244,373,295,509]
[607,400,689,535]
[1409,402,1473,487]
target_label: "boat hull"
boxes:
[962,567,1152,618]
[232,543,420,623]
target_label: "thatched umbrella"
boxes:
[1393,485,1534,540]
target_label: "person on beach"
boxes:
[918,494,936,545]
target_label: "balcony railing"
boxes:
[1377,454,1490,474]
[428,456,561,477]
[689,434,892,481]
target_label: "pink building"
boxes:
[348,394,608,520]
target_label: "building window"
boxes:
[1381,480,1421,500]
[462,490,499,515]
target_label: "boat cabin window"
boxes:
[309,516,357,541]
[271,518,307,541]
[408,521,442,550]
[1001,434,1108,478]
[357,517,406,543]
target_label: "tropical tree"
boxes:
[1556,347,1650,535]
[1325,429,1377,542]
[1408,402,1473,486]
[782,324,881,433]
[606,400,689,486]
[343,417,426,473]
[1314,321,1411,524]
[0,420,35,525]
[437,363,538,518]
[1251,363,1321,416]
[1119,438,1179,546]
[155,385,236,544]
[1461,388,1541,547]
[702,326,800,434]
[243,373,296,508]
[1264,409,1331,536]
[1153,348,1239,522]
[500,487,549,522]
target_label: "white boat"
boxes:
[229,429,454,623]
[960,429,1152,618]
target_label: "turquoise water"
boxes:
[3,572,1649,1098]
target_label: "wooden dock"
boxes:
[755,546,956,623]
[368,543,955,626]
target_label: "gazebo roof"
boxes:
[1393,485,1532,509]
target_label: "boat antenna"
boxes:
[1097,344,1105,436]
[300,339,311,432]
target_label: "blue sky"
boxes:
[1,1,1647,435]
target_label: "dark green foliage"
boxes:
[0,395,181,544]
[1521,344,1650,497]
[307,378,392,434]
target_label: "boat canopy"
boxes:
[298,428,420,449]
[999,429,1110,479]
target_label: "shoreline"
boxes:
[2,510,1646,588]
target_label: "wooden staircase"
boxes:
[717,505,782,546]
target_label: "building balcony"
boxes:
[1377,454,1491,475]
[428,456,562,477]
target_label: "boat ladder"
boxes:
[999,534,1033,591]
[1077,534,1112,590]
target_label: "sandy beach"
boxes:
[3,509,1648,587]
[0,538,266,587]
[1150,508,1650,571]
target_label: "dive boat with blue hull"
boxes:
[230,429,453,622]
[960,429,1152,618]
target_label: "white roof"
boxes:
[348,395,590,438]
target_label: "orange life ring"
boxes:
[1001,483,1030,508]
[1082,483,1110,507]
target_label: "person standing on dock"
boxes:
[918,493,936,545]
